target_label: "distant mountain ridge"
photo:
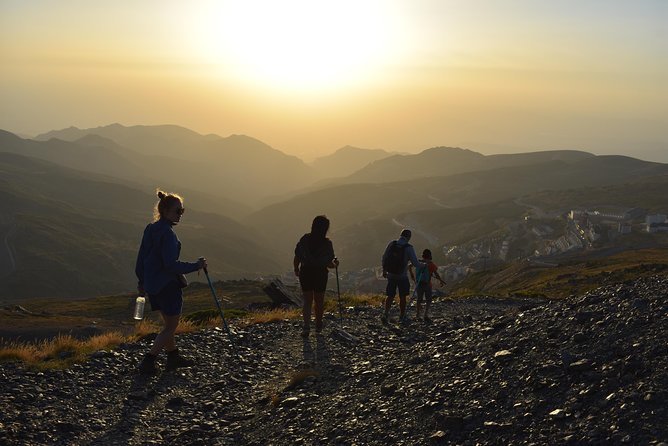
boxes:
[34,124,316,204]
[310,145,392,178]
[341,146,595,184]
[4,123,667,298]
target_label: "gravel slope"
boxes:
[1,275,667,445]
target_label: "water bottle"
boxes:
[133,296,146,320]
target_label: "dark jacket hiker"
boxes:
[293,215,338,337]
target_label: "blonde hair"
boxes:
[153,189,183,221]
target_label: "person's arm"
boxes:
[324,240,336,268]
[431,263,446,286]
[408,246,420,268]
[409,264,416,282]
[293,255,300,276]
[135,225,150,294]
[381,241,393,277]
[161,232,200,274]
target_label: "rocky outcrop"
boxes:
[1,275,666,445]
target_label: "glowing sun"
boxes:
[195,1,403,92]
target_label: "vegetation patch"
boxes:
[0,331,125,369]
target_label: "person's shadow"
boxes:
[301,334,331,368]
[86,371,182,445]
[315,333,330,365]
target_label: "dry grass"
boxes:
[86,331,125,351]
[0,343,39,363]
[1,292,386,369]
[244,308,301,325]
[131,319,160,338]
[0,331,125,369]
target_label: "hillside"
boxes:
[247,156,668,270]
[0,152,281,300]
[1,275,666,444]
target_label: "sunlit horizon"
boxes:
[1,0,666,162]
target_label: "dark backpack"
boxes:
[383,241,408,274]
[296,236,332,268]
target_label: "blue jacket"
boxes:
[135,218,199,295]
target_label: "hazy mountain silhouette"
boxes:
[0,152,281,300]
[0,129,145,180]
[1,130,254,219]
[36,123,215,159]
[340,147,595,184]
[35,124,317,204]
[310,145,392,178]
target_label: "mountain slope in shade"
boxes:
[0,152,281,300]
[34,124,317,203]
[310,145,392,178]
[246,155,668,269]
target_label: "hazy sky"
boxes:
[1,0,667,161]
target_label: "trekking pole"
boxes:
[335,260,343,322]
[203,267,238,356]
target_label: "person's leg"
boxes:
[398,276,410,321]
[424,288,433,321]
[383,277,397,322]
[314,291,325,332]
[160,311,195,370]
[416,289,424,320]
[302,290,314,336]
[150,312,180,356]
[139,311,180,374]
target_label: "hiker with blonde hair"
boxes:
[135,190,207,375]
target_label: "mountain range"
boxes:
[2,123,667,299]
[0,151,281,299]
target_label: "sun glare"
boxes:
[193,1,403,93]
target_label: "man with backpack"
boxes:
[381,228,420,325]
[409,249,446,322]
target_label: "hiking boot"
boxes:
[301,328,310,338]
[380,313,389,325]
[399,315,410,326]
[138,353,158,376]
[166,349,195,371]
[315,324,323,334]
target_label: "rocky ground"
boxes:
[1,275,667,445]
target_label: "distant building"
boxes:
[647,222,668,233]
[618,222,632,234]
[646,214,667,225]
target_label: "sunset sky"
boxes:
[1,0,667,161]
